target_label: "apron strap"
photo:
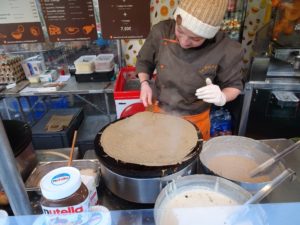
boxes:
[162,38,179,44]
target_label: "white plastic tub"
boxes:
[74,55,96,74]
[94,54,114,72]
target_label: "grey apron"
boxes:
[155,38,217,115]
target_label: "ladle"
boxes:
[226,168,295,224]
[250,140,300,178]
[246,168,295,204]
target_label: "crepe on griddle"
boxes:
[100,111,198,166]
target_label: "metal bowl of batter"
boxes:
[199,136,286,193]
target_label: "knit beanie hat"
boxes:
[174,0,228,39]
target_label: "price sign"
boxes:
[99,0,150,39]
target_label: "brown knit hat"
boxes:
[174,0,228,39]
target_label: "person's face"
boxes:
[175,24,206,49]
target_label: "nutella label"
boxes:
[41,197,89,215]
[51,173,70,186]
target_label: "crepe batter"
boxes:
[100,112,198,166]
[206,155,271,183]
[159,189,238,225]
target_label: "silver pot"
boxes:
[100,159,198,204]
[0,143,36,185]
[200,136,286,193]
[0,121,37,193]
[4,120,37,180]
[154,175,267,225]
[15,142,37,180]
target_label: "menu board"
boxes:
[99,0,150,39]
[0,0,45,44]
[40,0,98,42]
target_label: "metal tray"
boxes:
[272,91,299,108]
[25,159,100,192]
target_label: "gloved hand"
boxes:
[195,78,227,106]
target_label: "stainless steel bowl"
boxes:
[154,174,267,225]
[200,136,286,193]
[100,159,198,204]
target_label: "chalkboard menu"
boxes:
[40,0,98,42]
[0,0,45,44]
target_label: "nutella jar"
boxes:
[40,167,89,215]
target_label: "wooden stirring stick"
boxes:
[68,130,78,166]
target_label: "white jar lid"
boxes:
[40,167,82,200]
[89,206,111,225]
[0,209,8,225]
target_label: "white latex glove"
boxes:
[195,78,227,106]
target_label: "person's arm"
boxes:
[222,87,241,102]
[195,42,244,106]
[138,72,150,83]
[136,23,162,107]
[217,41,244,96]
[136,23,161,79]
[138,72,152,107]
[195,78,242,107]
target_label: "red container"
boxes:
[114,66,145,118]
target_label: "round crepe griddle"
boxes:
[94,112,202,178]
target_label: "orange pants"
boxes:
[150,104,211,140]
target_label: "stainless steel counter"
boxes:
[238,79,300,136]
[85,138,300,209]
[1,138,300,223]
[0,76,114,97]
[0,76,115,122]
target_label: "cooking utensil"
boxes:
[155,169,295,225]
[94,118,203,178]
[100,158,198,203]
[154,175,264,225]
[37,150,70,161]
[250,141,300,177]
[68,130,77,166]
[200,136,286,194]
[225,169,295,224]
[94,116,202,203]
[246,168,295,204]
